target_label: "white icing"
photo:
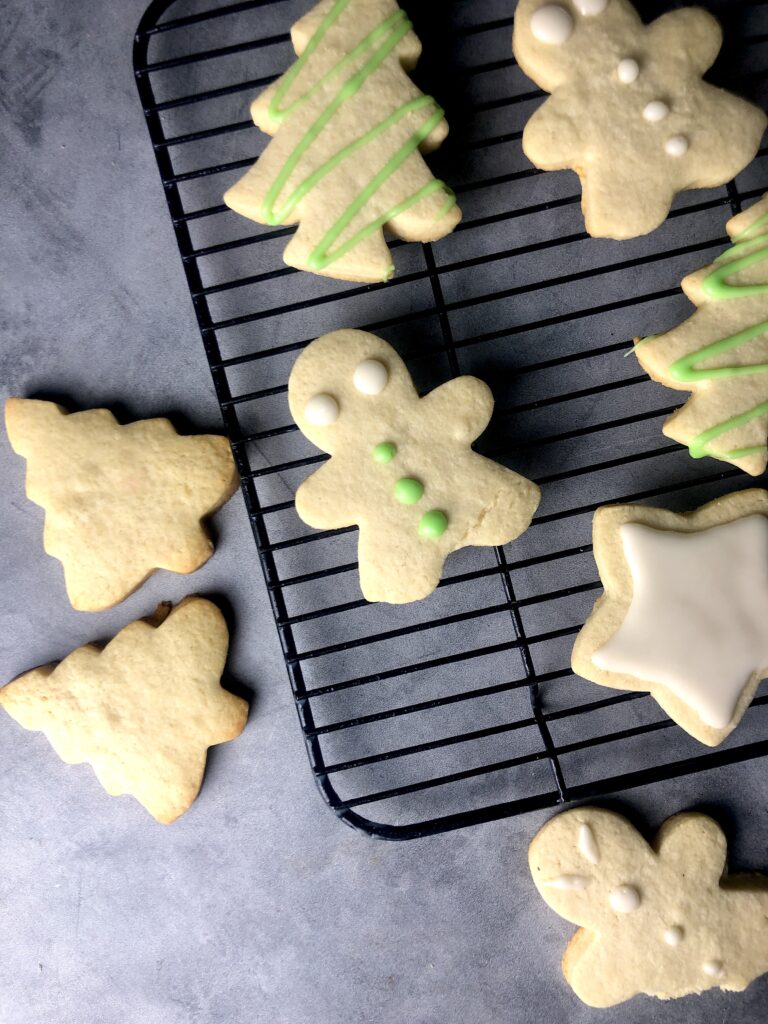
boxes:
[530,4,574,45]
[578,823,600,865]
[592,517,768,730]
[665,135,689,157]
[544,874,590,890]
[609,885,641,913]
[353,359,389,396]
[574,0,607,13]
[643,100,670,123]
[664,926,685,947]
[304,394,339,426]
[703,960,725,978]
[617,58,640,84]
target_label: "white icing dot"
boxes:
[644,101,670,123]
[665,135,689,157]
[574,0,608,14]
[544,874,590,891]
[609,885,641,913]
[530,4,574,45]
[304,394,339,426]
[617,58,640,84]
[664,926,685,947]
[353,359,389,396]
[703,960,725,979]
[578,823,600,865]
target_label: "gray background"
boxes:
[1,1,767,1022]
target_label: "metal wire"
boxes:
[134,0,768,839]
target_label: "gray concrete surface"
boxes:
[1,2,767,1022]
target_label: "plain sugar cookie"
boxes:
[288,330,541,603]
[529,807,768,1007]
[571,489,768,746]
[224,0,461,283]
[513,0,767,239]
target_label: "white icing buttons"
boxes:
[609,885,641,913]
[574,0,608,14]
[665,135,689,157]
[304,394,339,426]
[530,4,574,45]
[353,359,389,396]
[544,874,590,890]
[703,960,725,979]
[617,58,640,84]
[663,926,685,947]
[644,101,670,123]
[578,823,600,865]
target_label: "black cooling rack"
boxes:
[133,0,768,839]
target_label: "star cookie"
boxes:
[0,598,248,823]
[572,490,768,745]
[5,398,239,611]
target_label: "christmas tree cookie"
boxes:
[530,807,768,1007]
[513,0,767,239]
[0,599,248,823]
[635,194,768,476]
[224,0,461,283]
[288,330,541,603]
[572,490,768,746]
[5,398,238,611]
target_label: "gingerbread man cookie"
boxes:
[635,194,768,476]
[288,330,540,603]
[224,0,461,283]
[513,0,767,239]
[572,490,768,746]
[530,807,768,1007]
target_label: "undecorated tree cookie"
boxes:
[5,398,239,612]
[529,807,768,1007]
[571,489,768,746]
[634,194,768,476]
[0,598,248,824]
[224,0,461,283]
[288,329,540,603]
[513,0,767,239]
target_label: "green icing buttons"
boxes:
[372,441,397,464]
[418,510,449,539]
[394,477,424,505]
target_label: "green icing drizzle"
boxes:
[418,510,449,539]
[372,441,397,464]
[260,0,456,276]
[671,207,768,463]
[394,478,424,505]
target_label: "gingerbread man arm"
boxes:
[522,95,584,170]
[295,459,359,530]
[654,813,728,885]
[419,377,495,444]
[647,8,722,75]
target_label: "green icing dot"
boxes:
[372,441,397,464]
[419,510,449,540]
[394,477,424,505]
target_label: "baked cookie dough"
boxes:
[0,599,248,824]
[571,489,768,746]
[288,329,541,603]
[5,398,238,612]
[635,194,768,476]
[513,0,767,239]
[224,0,461,283]
[530,807,768,1007]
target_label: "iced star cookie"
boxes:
[0,599,248,824]
[572,490,768,746]
[529,807,768,1007]
[223,0,461,283]
[5,398,238,612]
[634,195,768,476]
[288,330,541,603]
[512,0,767,239]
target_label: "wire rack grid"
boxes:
[133,0,768,839]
